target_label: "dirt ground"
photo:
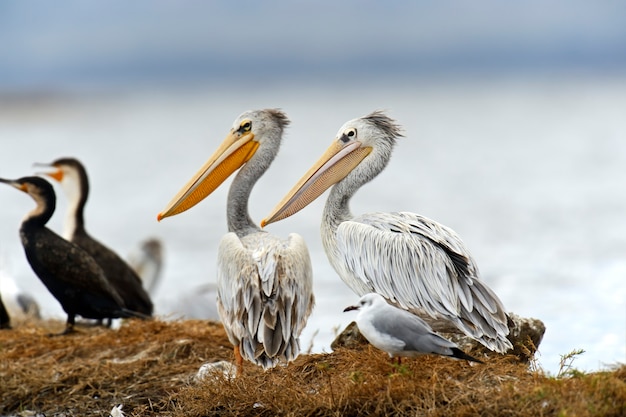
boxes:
[0,318,624,416]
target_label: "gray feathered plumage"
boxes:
[345,293,482,363]
[210,110,314,369]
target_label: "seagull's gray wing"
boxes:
[369,303,457,356]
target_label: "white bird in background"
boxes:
[0,261,41,321]
[344,293,482,363]
[158,109,315,373]
[263,111,512,353]
[161,283,220,321]
[127,237,164,296]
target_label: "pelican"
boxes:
[158,109,315,372]
[37,157,153,318]
[263,111,512,353]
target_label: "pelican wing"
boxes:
[217,231,314,368]
[336,211,511,352]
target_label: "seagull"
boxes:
[263,110,511,353]
[344,293,482,363]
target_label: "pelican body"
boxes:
[158,109,314,371]
[0,176,140,333]
[38,158,153,317]
[263,111,511,353]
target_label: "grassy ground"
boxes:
[0,319,624,416]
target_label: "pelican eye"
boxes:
[239,121,252,133]
[340,128,357,143]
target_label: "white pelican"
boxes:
[158,109,315,372]
[262,111,512,353]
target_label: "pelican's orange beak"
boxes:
[261,139,371,227]
[157,130,258,221]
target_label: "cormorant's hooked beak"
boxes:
[261,139,371,227]
[157,129,258,221]
[343,305,359,313]
[0,178,27,193]
[33,162,63,182]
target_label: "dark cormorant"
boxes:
[0,176,143,334]
[37,158,153,317]
[0,293,11,329]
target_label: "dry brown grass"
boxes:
[1,319,624,417]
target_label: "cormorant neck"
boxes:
[63,197,86,240]
[60,170,88,240]
[22,192,56,229]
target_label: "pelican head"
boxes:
[262,110,403,227]
[158,109,290,221]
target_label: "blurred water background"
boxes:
[0,1,625,375]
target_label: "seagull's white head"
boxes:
[343,292,387,312]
